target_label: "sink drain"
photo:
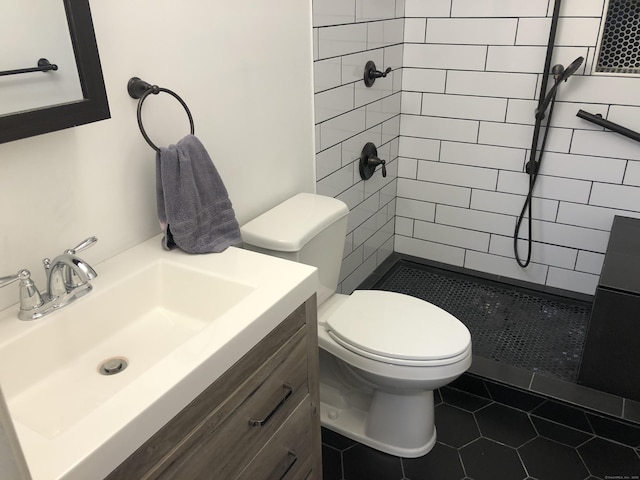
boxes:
[98,356,129,375]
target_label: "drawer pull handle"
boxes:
[248,383,293,427]
[280,450,298,480]
[275,450,298,480]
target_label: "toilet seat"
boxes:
[323,290,471,367]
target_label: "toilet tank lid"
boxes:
[241,193,349,252]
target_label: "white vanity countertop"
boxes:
[0,236,317,480]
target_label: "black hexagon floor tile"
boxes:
[322,428,358,451]
[518,437,589,480]
[402,442,465,480]
[322,444,342,480]
[460,438,526,480]
[321,390,640,480]
[475,403,537,448]
[342,443,404,480]
[578,437,640,478]
[434,404,481,448]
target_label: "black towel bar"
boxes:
[127,77,194,153]
[0,58,58,77]
[576,109,640,144]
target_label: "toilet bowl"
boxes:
[317,290,471,456]
[241,193,472,457]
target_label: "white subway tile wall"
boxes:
[315,0,640,296]
[313,0,402,293]
[396,0,640,296]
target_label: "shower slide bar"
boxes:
[577,109,640,144]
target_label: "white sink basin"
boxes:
[0,260,255,439]
[0,236,317,480]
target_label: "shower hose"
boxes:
[512,0,564,269]
[513,91,558,268]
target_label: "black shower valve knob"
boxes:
[364,61,391,87]
[359,142,387,180]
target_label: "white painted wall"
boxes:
[0,0,316,312]
[397,0,640,295]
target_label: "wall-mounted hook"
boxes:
[359,142,387,180]
[364,61,391,88]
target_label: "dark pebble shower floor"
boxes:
[372,260,591,383]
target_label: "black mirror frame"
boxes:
[0,0,110,144]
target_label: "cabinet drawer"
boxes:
[157,328,309,479]
[235,396,313,480]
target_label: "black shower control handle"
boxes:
[368,157,387,177]
[359,142,387,180]
[370,67,391,79]
[364,61,391,87]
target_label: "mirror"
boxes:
[0,0,110,144]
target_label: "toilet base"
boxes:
[319,359,437,458]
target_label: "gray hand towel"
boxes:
[156,134,242,254]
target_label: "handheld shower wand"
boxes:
[536,57,584,121]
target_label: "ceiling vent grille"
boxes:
[596,0,640,74]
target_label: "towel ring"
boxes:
[127,77,195,153]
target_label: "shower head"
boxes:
[536,56,584,120]
[556,56,584,83]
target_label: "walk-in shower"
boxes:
[373,260,591,383]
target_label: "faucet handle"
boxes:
[0,271,23,289]
[64,236,98,288]
[66,236,98,255]
[0,270,44,314]
[46,236,97,268]
[62,237,98,288]
[42,236,98,295]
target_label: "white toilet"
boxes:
[241,193,472,458]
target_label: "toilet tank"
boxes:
[241,193,349,305]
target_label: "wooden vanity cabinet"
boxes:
[106,296,321,480]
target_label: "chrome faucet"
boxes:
[0,236,98,320]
